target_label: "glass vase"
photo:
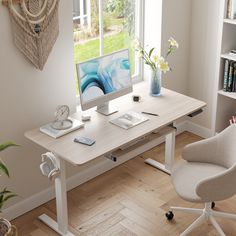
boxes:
[150,68,162,96]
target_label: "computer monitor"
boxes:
[76,49,133,116]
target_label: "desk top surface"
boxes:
[25,82,206,165]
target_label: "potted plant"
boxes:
[0,141,18,236]
[133,37,179,96]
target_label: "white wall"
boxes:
[144,0,162,79]
[144,0,192,95]
[161,0,192,94]
[188,0,222,130]
[161,0,222,133]
[0,1,77,208]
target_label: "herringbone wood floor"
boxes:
[12,132,236,235]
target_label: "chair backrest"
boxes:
[215,124,236,168]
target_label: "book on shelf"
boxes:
[227,0,236,19]
[223,58,236,92]
[229,49,236,56]
[233,63,236,92]
[223,59,230,91]
[227,61,235,91]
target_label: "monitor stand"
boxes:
[96,102,118,116]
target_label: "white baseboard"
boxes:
[3,120,210,220]
[184,120,212,138]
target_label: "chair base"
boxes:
[168,203,236,236]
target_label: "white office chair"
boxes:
[166,124,236,236]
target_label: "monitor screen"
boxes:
[76,49,132,110]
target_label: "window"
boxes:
[73,0,144,93]
[73,0,91,32]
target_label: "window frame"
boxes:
[73,0,91,29]
[135,0,145,83]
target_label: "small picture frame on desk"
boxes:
[132,95,142,102]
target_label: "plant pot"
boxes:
[150,68,162,97]
[0,218,17,236]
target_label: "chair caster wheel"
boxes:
[211,202,215,209]
[166,211,174,220]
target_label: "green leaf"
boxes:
[2,193,17,203]
[0,188,17,211]
[148,48,155,58]
[0,141,19,152]
[0,161,9,177]
[0,188,11,196]
[0,194,3,203]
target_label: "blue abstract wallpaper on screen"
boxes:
[78,50,131,103]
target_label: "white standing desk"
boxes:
[25,82,206,236]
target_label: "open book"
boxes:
[110,111,149,130]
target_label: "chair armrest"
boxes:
[196,164,236,202]
[182,136,218,163]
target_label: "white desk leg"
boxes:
[145,129,176,175]
[38,156,75,236]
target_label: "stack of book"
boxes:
[226,0,236,19]
[223,59,236,92]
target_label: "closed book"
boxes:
[227,61,235,91]
[223,59,230,91]
[40,117,84,138]
[233,63,236,92]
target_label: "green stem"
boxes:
[143,50,156,70]
[137,45,156,70]
[165,46,174,59]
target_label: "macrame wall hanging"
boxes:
[2,0,60,70]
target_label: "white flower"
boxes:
[168,37,179,48]
[158,56,165,63]
[158,58,170,73]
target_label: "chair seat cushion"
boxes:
[171,160,227,202]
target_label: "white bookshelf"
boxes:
[218,89,236,99]
[221,53,236,61]
[212,0,236,134]
[223,18,236,25]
